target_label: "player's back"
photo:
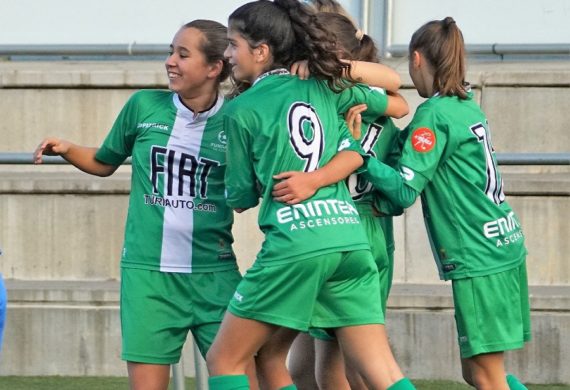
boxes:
[224,73,380,264]
[400,92,526,280]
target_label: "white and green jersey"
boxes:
[224,72,390,265]
[399,91,526,280]
[95,90,237,273]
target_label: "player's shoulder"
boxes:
[128,89,173,107]
[415,93,467,120]
[220,93,242,117]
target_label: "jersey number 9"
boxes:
[287,102,325,172]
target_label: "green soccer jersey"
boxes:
[347,115,401,253]
[347,116,400,206]
[224,72,390,265]
[95,90,237,273]
[399,92,526,280]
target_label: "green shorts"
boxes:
[452,261,531,358]
[228,250,383,331]
[378,215,395,310]
[359,208,392,314]
[121,267,241,364]
[308,209,392,341]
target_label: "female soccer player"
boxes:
[205,1,414,390]
[363,17,530,390]
[260,11,405,390]
[34,20,257,390]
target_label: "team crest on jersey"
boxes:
[411,127,436,152]
[218,131,227,145]
[210,131,227,151]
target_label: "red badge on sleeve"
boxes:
[411,127,436,152]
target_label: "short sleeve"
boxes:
[95,92,140,165]
[335,84,389,123]
[224,114,260,209]
[399,105,448,193]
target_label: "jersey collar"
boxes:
[252,68,290,86]
[173,93,225,122]
[430,84,472,99]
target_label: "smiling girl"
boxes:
[34,20,256,390]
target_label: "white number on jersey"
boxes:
[287,102,325,172]
[347,123,383,200]
[470,122,505,205]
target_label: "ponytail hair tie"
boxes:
[355,29,364,41]
[443,16,456,27]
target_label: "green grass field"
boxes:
[0,377,568,390]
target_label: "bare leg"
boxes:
[246,357,260,390]
[207,312,280,376]
[256,327,299,389]
[288,333,318,390]
[461,352,509,390]
[461,358,475,387]
[127,362,171,390]
[314,338,350,390]
[335,324,403,390]
[344,359,369,390]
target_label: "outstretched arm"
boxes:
[272,150,363,204]
[34,137,118,177]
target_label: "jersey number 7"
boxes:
[470,122,505,205]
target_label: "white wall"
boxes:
[0,0,568,46]
[0,0,249,44]
[388,0,570,45]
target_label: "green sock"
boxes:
[388,377,416,389]
[279,385,298,390]
[507,374,528,390]
[208,374,249,390]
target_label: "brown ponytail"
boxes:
[315,12,379,63]
[409,16,468,99]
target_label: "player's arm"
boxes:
[385,91,409,119]
[34,137,118,177]
[371,127,408,215]
[363,159,419,209]
[224,115,260,211]
[273,122,363,205]
[337,84,409,124]
[273,150,362,204]
[291,59,402,93]
[366,110,448,208]
[343,60,401,93]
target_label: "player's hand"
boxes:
[34,138,71,164]
[272,171,318,204]
[345,104,367,139]
[290,60,310,80]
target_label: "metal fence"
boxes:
[1,152,569,166]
